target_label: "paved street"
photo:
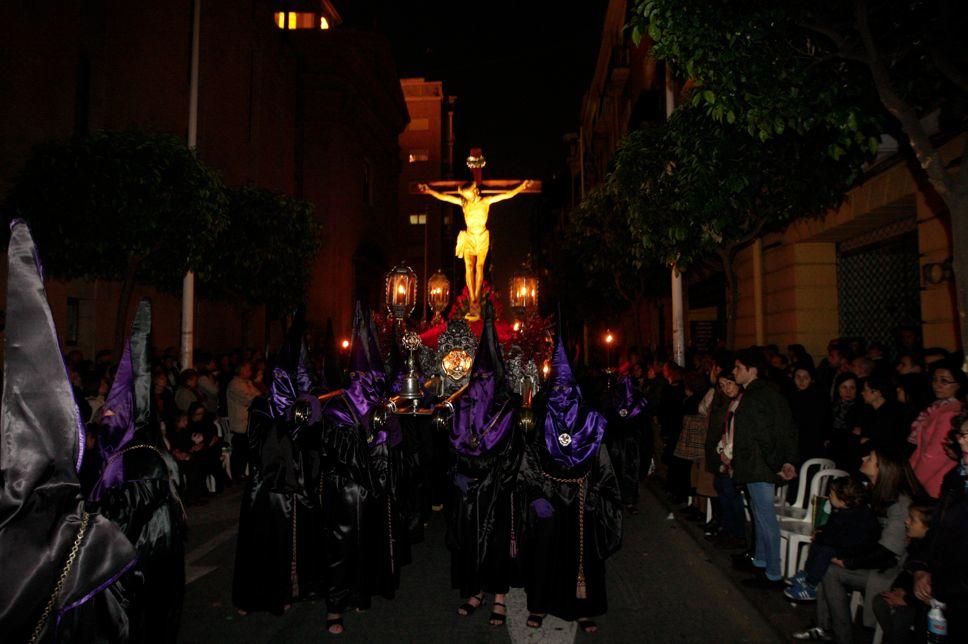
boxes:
[179,481,787,643]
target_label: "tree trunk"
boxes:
[113,258,141,361]
[717,247,740,350]
[855,0,967,367]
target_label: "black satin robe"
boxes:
[397,414,432,544]
[94,438,187,643]
[321,399,410,614]
[233,397,324,613]
[604,412,645,506]
[519,437,623,621]
[446,425,524,597]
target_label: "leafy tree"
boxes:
[203,186,320,344]
[600,98,870,346]
[4,130,227,356]
[631,0,968,358]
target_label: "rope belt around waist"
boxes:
[541,471,590,599]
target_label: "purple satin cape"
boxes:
[543,340,606,469]
[612,375,647,420]
[450,370,515,456]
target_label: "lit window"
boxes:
[409,214,427,225]
[273,12,318,30]
[320,16,330,29]
[408,150,429,163]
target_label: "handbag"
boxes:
[674,413,708,461]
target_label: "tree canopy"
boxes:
[5,130,226,288]
[204,186,320,318]
[630,0,968,355]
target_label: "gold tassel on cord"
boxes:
[576,575,587,599]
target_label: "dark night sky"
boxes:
[340,1,608,299]
[373,0,607,184]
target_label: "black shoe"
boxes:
[741,573,785,590]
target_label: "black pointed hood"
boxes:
[130,299,152,428]
[0,221,135,640]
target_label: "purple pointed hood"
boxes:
[450,299,514,456]
[90,342,135,499]
[610,374,647,420]
[89,299,149,501]
[543,335,606,470]
[367,311,388,392]
[325,302,382,430]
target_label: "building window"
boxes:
[409,214,427,225]
[274,12,330,30]
[408,150,429,163]
[66,297,80,346]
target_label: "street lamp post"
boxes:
[605,330,614,372]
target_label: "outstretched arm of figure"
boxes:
[417,183,463,206]
[484,180,532,205]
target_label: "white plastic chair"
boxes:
[776,458,836,519]
[779,468,849,579]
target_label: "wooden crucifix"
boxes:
[414,148,541,321]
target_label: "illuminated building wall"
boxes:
[0,1,408,357]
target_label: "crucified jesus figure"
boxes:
[417,180,533,320]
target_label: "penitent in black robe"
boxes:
[321,397,411,613]
[97,439,186,643]
[604,376,648,507]
[519,440,622,621]
[233,397,323,613]
[447,425,524,597]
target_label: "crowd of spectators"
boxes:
[68,346,283,505]
[603,334,967,643]
[60,330,967,642]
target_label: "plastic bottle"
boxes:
[927,599,947,642]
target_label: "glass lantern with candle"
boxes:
[427,269,451,325]
[508,269,538,322]
[385,263,418,322]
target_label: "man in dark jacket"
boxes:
[731,348,798,589]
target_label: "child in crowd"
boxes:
[784,476,882,601]
[872,503,936,644]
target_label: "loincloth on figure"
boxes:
[455,228,489,259]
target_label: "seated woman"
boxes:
[908,360,966,499]
[519,333,623,634]
[794,447,925,642]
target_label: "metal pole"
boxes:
[671,266,685,367]
[666,63,685,367]
[180,0,200,371]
